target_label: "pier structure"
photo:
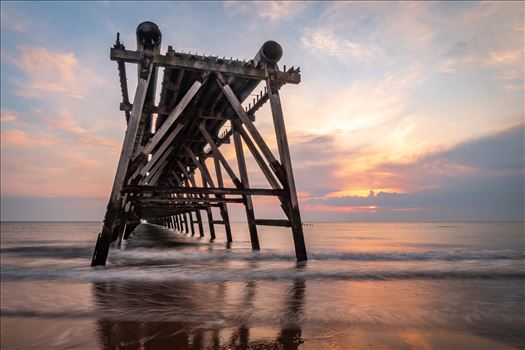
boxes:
[91,22,307,266]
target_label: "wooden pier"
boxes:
[91,22,307,266]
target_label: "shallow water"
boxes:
[1,221,524,349]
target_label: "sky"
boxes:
[1,1,523,221]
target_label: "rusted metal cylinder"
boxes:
[136,21,162,51]
[254,40,283,67]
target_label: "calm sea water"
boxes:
[1,221,524,349]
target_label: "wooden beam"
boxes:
[91,63,153,267]
[233,120,281,190]
[266,78,307,261]
[111,48,301,84]
[140,76,207,157]
[215,74,282,176]
[185,146,215,187]
[198,121,241,187]
[213,153,233,242]
[139,123,184,176]
[125,185,283,196]
[233,122,259,250]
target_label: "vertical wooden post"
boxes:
[200,170,216,240]
[123,222,138,240]
[266,79,307,261]
[195,210,205,237]
[213,151,233,242]
[233,122,260,250]
[183,212,189,233]
[188,212,195,236]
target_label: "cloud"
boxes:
[0,112,18,122]
[441,48,524,73]
[303,123,524,220]
[301,27,375,61]
[1,129,58,148]
[1,148,114,197]
[6,47,103,99]
[288,67,422,139]
[44,107,87,134]
[224,1,308,22]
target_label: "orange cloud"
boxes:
[1,129,58,148]
[7,47,103,99]
[303,204,378,213]
[44,107,87,134]
[0,113,18,122]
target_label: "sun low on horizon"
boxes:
[1,1,523,221]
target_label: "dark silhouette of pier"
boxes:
[91,22,307,266]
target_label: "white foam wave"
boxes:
[109,248,525,263]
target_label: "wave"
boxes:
[109,249,525,263]
[2,245,524,263]
[2,263,524,283]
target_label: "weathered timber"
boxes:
[125,186,284,196]
[91,58,153,267]
[91,21,307,265]
[233,122,259,250]
[110,48,300,84]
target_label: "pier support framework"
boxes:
[91,22,307,266]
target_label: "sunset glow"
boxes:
[1,1,523,221]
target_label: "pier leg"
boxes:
[267,79,307,261]
[91,65,152,266]
[205,205,216,240]
[123,222,138,240]
[233,122,260,250]
[213,153,233,242]
[183,213,189,233]
[195,210,204,237]
[188,212,195,236]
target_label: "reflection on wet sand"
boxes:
[92,279,306,349]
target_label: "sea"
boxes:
[1,221,524,349]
